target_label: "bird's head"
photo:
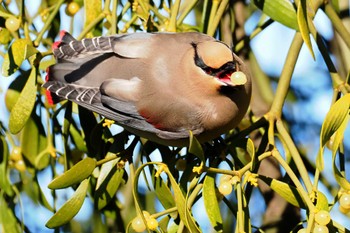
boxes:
[191,41,248,89]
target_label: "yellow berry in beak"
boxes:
[230,71,247,85]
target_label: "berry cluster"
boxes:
[131,211,158,232]
[339,193,350,214]
[218,174,240,196]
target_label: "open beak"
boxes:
[217,71,247,86]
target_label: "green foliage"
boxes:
[252,0,299,30]
[48,157,96,189]
[203,173,223,232]
[259,175,307,209]
[0,0,350,232]
[8,66,37,134]
[318,94,350,171]
[46,178,90,228]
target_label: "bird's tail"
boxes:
[45,68,61,105]
[45,31,77,104]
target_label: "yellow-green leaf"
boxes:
[0,194,21,233]
[247,138,257,171]
[297,0,315,59]
[48,157,96,189]
[316,150,324,173]
[168,223,179,233]
[21,113,49,170]
[2,39,38,76]
[236,183,251,233]
[69,123,88,153]
[318,94,350,171]
[331,112,350,190]
[203,174,223,232]
[331,0,340,13]
[332,155,350,190]
[259,175,307,209]
[0,28,11,44]
[158,215,171,232]
[154,173,176,211]
[96,168,124,210]
[315,191,329,211]
[252,0,299,30]
[0,136,14,196]
[4,71,28,112]
[165,166,201,233]
[320,94,350,147]
[189,131,205,163]
[95,156,125,210]
[84,0,102,36]
[8,68,37,134]
[95,154,120,190]
[46,178,90,228]
[4,87,21,112]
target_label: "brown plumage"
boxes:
[43,31,251,146]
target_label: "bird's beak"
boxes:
[216,71,247,87]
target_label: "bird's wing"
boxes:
[44,79,193,140]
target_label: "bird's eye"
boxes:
[213,61,237,79]
[204,68,212,75]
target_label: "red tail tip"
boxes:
[52,41,61,50]
[59,30,67,40]
[52,31,68,50]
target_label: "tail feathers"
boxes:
[45,66,62,104]
[52,30,76,50]
[43,81,101,105]
[60,30,76,44]
[53,31,82,59]
[52,31,114,60]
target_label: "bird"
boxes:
[43,31,252,147]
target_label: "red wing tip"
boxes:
[139,110,164,130]
[46,90,55,105]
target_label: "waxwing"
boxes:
[43,31,252,146]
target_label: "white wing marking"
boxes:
[65,89,75,99]
[55,86,66,96]
[81,39,87,49]
[59,46,64,56]
[108,37,112,48]
[92,38,98,48]
[69,41,76,51]
[89,91,99,104]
